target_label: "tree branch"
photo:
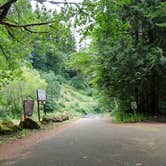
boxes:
[0,20,55,27]
[5,26,33,49]
[0,0,17,21]
[0,0,17,9]
[6,26,27,45]
[36,0,81,5]
[24,27,49,33]
[48,1,81,5]
[0,44,9,61]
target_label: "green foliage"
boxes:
[31,29,75,74]
[67,51,91,73]
[72,0,166,116]
[40,71,61,112]
[0,1,36,78]
[0,1,98,121]
[111,106,146,123]
[1,0,165,122]
[0,67,47,117]
[56,83,99,116]
[0,0,76,89]
[148,2,166,26]
[113,111,146,123]
[70,76,88,90]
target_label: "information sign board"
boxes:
[37,89,46,101]
[23,100,34,117]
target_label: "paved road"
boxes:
[1,117,166,166]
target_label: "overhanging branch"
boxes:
[36,0,81,5]
[0,0,17,21]
[24,27,49,33]
[0,0,17,9]
[48,1,81,5]
[1,20,55,27]
[0,44,9,61]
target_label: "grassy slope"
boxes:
[54,83,98,116]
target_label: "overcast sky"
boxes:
[31,0,83,11]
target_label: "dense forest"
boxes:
[0,0,165,123]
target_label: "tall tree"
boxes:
[71,0,166,114]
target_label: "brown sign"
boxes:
[37,89,46,101]
[23,100,34,117]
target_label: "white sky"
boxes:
[31,0,83,11]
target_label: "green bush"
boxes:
[111,99,146,123]
[93,106,102,113]
[40,71,62,113]
[76,108,88,115]
[80,87,94,97]
[40,71,61,99]
[0,67,47,117]
[70,76,88,89]
[59,102,66,108]
[45,100,56,112]
[112,107,146,123]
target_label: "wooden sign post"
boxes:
[37,89,46,121]
[131,101,137,116]
[22,100,34,121]
[23,100,35,117]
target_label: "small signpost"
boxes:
[21,100,34,122]
[37,89,46,121]
[23,100,35,117]
[131,101,137,115]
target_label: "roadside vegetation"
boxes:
[0,0,101,137]
[67,0,166,122]
[0,0,165,134]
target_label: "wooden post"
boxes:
[133,108,136,116]
[37,89,46,121]
[23,100,26,119]
[43,103,46,116]
[131,101,137,116]
[20,112,25,122]
[37,90,40,122]
[37,101,40,121]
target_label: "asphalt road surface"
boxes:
[1,117,166,166]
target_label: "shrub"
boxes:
[40,71,62,113]
[70,76,88,89]
[40,71,61,99]
[111,99,146,123]
[0,67,47,117]
[112,107,146,123]
[93,106,102,114]
[45,100,56,112]
[76,108,88,115]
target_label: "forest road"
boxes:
[1,117,166,166]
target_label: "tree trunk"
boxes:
[150,69,159,115]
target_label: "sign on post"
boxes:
[37,89,46,121]
[131,101,137,110]
[131,101,137,115]
[37,89,46,101]
[23,100,34,117]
